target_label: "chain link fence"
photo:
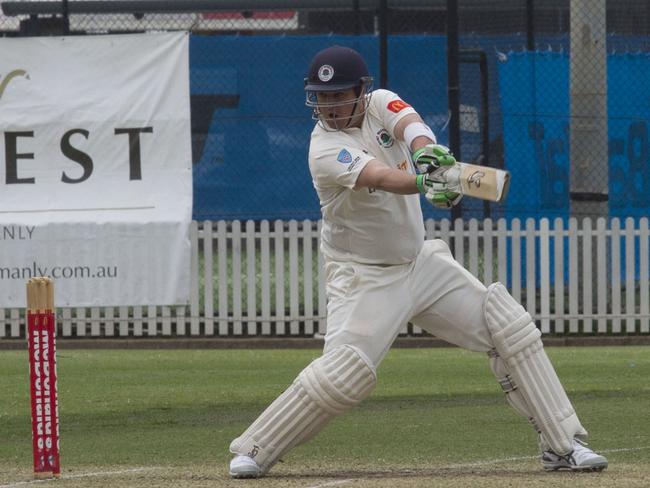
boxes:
[2,1,648,221]
[1,1,648,337]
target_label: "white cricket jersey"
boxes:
[308,89,427,265]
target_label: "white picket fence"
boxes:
[1,217,649,339]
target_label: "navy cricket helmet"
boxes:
[305,45,372,92]
[304,46,374,128]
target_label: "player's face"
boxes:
[316,88,363,130]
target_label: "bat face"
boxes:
[466,169,486,189]
[458,163,510,202]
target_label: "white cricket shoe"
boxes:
[542,439,608,471]
[229,455,261,479]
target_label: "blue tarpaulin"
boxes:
[189,35,650,221]
[498,50,650,219]
[190,35,449,220]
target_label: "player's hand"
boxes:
[411,144,456,175]
[416,173,463,209]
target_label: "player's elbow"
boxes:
[371,168,397,192]
[355,159,384,190]
[358,167,412,195]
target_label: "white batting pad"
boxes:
[488,349,540,432]
[230,345,376,472]
[484,283,587,455]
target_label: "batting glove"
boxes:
[416,173,463,209]
[411,144,456,175]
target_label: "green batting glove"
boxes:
[411,144,456,175]
[416,174,463,209]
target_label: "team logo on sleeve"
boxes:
[376,129,394,148]
[336,148,353,164]
[387,99,411,113]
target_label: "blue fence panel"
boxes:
[190,34,455,220]
[499,50,650,220]
[190,34,650,222]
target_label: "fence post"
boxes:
[446,0,461,220]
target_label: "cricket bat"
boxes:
[447,163,510,203]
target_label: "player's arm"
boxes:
[355,159,460,208]
[396,114,510,203]
[394,113,456,171]
[355,159,418,195]
[394,113,434,151]
[391,107,509,203]
[391,111,462,208]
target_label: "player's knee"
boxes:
[298,345,377,415]
[483,282,540,359]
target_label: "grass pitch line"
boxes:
[0,467,163,488]
[601,445,650,454]
[304,480,356,488]
[301,446,650,488]
[442,445,650,469]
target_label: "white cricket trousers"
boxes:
[323,239,494,368]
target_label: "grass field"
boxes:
[1,346,649,487]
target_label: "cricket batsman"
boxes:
[228,45,608,478]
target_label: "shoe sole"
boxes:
[229,470,260,479]
[543,464,608,472]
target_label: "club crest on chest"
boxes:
[376,129,394,148]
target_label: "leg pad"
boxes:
[484,283,587,455]
[230,345,376,472]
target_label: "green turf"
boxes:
[1,346,649,480]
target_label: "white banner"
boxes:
[0,32,192,307]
